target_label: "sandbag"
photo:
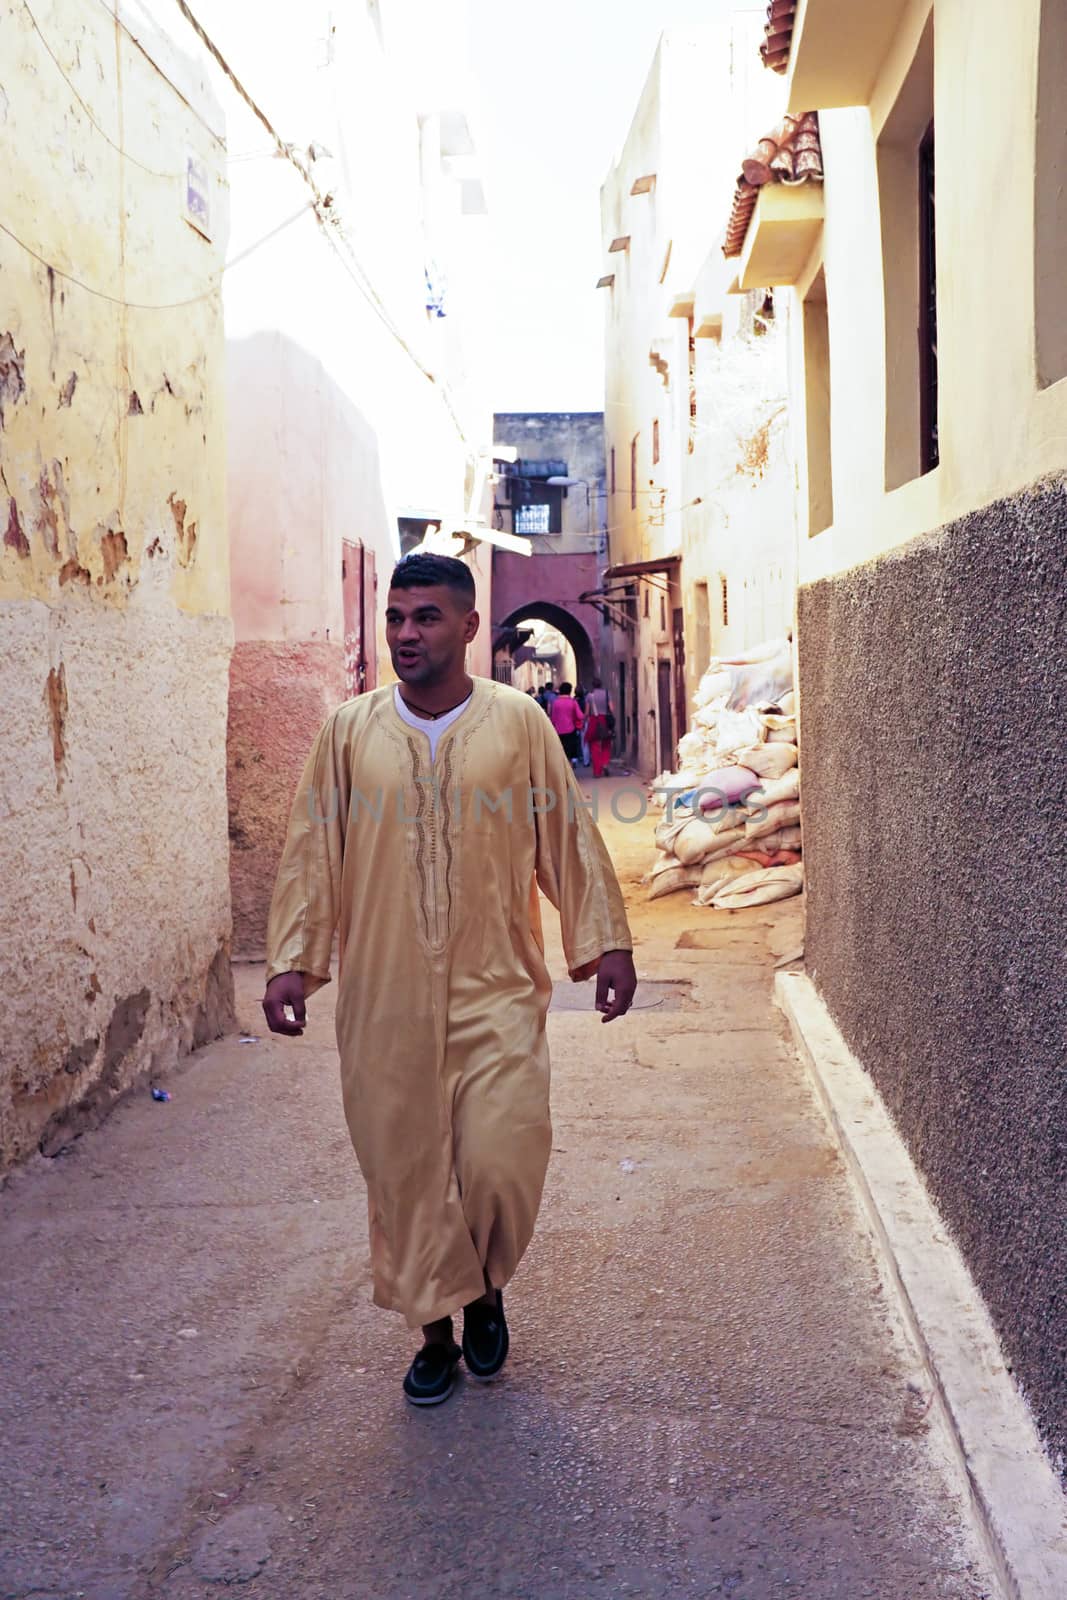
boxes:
[693,765,761,811]
[677,730,708,766]
[777,690,796,715]
[724,647,793,711]
[745,800,802,841]
[747,768,800,809]
[646,863,703,900]
[734,742,797,780]
[693,667,732,708]
[653,814,695,853]
[694,855,769,903]
[673,816,723,866]
[696,828,748,862]
[736,848,803,869]
[753,824,802,853]
[707,862,804,910]
[716,637,791,667]
[713,708,766,756]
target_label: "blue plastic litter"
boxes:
[150,1087,171,1102]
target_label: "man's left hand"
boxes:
[595,949,638,1023]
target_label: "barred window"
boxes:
[515,502,551,534]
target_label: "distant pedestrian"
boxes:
[575,684,591,767]
[549,681,585,767]
[585,677,614,779]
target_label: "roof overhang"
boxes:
[668,292,696,320]
[603,554,681,580]
[608,235,631,253]
[630,174,656,195]
[737,181,824,289]
[596,273,615,289]
[785,0,915,114]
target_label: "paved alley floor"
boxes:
[1,778,998,1600]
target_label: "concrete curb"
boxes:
[774,969,1067,1600]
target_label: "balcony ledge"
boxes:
[737,181,824,289]
[785,0,914,114]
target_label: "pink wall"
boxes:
[491,550,604,680]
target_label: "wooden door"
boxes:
[657,658,674,773]
[672,606,687,747]
[341,540,378,697]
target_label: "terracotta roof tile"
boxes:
[760,0,797,74]
[723,112,822,259]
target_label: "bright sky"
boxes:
[466,0,746,414]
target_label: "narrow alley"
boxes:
[3,0,1066,1595]
[1,788,996,1600]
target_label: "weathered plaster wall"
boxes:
[791,0,1067,585]
[218,0,493,949]
[797,475,1067,1467]
[0,1,233,1168]
[227,641,346,959]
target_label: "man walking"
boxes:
[261,553,636,1406]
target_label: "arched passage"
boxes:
[494,601,596,689]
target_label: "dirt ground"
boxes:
[0,779,999,1599]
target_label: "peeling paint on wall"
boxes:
[168,491,198,566]
[98,527,129,582]
[4,497,29,557]
[33,459,72,560]
[0,331,26,425]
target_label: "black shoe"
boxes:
[403,1335,462,1407]
[462,1290,509,1381]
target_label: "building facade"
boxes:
[735,0,1067,1467]
[0,0,233,1168]
[490,412,608,696]
[599,21,796,777]
[211,0,496,954]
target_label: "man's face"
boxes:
[385,584,478,685]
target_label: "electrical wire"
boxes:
[20,0,184,181]
[0,202,311,310]
[168,0,476,450]
[0,217,220,309]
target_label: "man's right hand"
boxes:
[262,971,307,1036]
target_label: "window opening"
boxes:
[919,122,938,472]
[720,575,729,627]
[652,418,660,465]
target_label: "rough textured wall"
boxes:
[0,601,234,1167]
[494,413,607,531]
[0,4,233,1168]
[228,641,347,957]
[797,475,1067,1467]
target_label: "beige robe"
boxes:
[265,677,632,1328]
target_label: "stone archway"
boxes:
[495,601,596,689]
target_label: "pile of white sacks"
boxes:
[646,636,803,910]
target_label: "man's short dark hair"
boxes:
[389,553,476,605]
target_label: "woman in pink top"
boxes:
[549,681,585,766]
[584,677,614,778]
